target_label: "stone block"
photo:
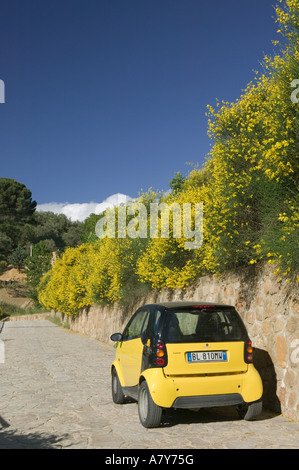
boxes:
[246,310,255,325]
[278,386,287,406]
[256,306,266,321]
[287,391,297,410]
[274,317,285,333]
[284,369,296,388]
[262,279,272,295]
[287,315,299,334]
[262,321,272,335]
[289,298,299,315]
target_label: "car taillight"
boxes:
[156,358,165,366]
[193,305,214,309]
[244,339,253,363]
[154,340,167,367]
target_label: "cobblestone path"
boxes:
[0,320,298,449]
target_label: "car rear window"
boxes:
[165,308,248,343]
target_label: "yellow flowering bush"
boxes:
[38,245,93,315]
[38,0,299,315]
[38,233,149,314]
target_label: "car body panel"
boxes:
[110,302,263,413]
[241,363,263,403]
[164,341,248,376]
[140,368,176,408]
[140,364,262,408]
[114,337,144,387]
[111,359,125,387]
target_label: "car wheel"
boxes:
[138,380,162,428]
[111,368,125,404]
[237,399,263,421]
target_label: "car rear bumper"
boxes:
[141,364,263,408]
[173,393,244,409]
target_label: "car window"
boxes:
[165,308,248,343]
[140,311,150,336]
[153,310,162,336]
[123,310,150,341]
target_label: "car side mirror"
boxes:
[110,333,123,342]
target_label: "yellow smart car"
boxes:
[110,302,263,428]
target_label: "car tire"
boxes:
[111,368,125,404]
[237,399,263,421]
[138,380,162,428]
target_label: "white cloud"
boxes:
[37,193,133,222]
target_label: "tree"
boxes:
[8,245,27,271]
[81,213,102,243]
[169,172,186,193]
[0,178,36,260]
[31,211,83,250]
[25,241,52,305]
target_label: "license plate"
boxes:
[187,351,227,363]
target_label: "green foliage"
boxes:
[25,241,52,305]
[47,314,63,327]
[0,178,36,260]
[0,178,36,224]
[47,314,70,329]
[0,301,44,319]
[80,213,102,243]
[8,245,27,271]
[169,172,186,193]
[31,211,83,251]
[0,260,6,274]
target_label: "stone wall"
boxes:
[6,313,50,321]
[52,264,299,422]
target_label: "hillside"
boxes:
[0,268,33,309]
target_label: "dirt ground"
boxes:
[0,268,32,309]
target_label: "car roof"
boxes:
[141,301,234,310]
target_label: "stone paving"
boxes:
[0,319,298,449]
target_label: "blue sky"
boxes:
[0,0,280,220]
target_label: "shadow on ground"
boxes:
[121,399,280,428]
[0,418,68,449]
[160,405,279,428]
[254,348,281,415]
